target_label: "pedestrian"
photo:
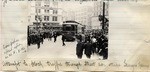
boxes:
[87,35,91,42]
[40,33,44,44]
[91,36,97,54]
[50,32,53,41]
[53,32,57,42]
[97,35,103,54]
[28,35,31,46]
[62,34,66,46]
[84,41,92,59]
[100,41,108,60]
[48,32,52,41]
[32,34,36,44]
[36,34,41,49]
[76,40,84,59]
[79,34,82,42]
[81,33,85,42]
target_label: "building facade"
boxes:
[75,6,93,30]
[29,1,64,31]
[65,10,76,21]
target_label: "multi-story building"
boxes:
[62,11,67,22]
[65,10,75,21]
[29,1,64,31]
[75,6,93,30]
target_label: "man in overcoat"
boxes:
[76,40,84,59]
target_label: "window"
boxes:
[36,9,37,13]
[52,16,57,21]
[35,15,41,21]
[44,5,49,7]
[50,10,53,14]
[45,9,49,13]
[35,15,38,21]
[44,16,47,21]
[53,10,57,14]
[38,3,41,6]
[44,9,46,13]
[44,16,49,21]
[36,9,41,13]
[47,16,49,21]
[47,10,49,13]
[35,2,41,6]
[38,9,41,13]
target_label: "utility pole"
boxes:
[102,2,105,30]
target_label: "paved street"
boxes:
[27,36,101,59]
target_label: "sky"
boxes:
[58,1,94,11]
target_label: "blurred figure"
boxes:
[79,34,82,42]
[40,33,44,44]
[81,33,85,42]
[76,40,84,59]
[48,32,52,41]
[84,41,92,59]
[91,36,97,54]
[28,35,31,46]
[36,34,41,49]
[97,34,103,54]
[53,32,57,42]
[76,33,82,42]
[62,34,66,46]
[98,35,108,60]
[101,41,108,60]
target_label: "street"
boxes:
[27,36,102,59]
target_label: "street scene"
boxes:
[27,1,109,60]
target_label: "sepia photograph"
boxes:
[1,0,150,71]
[27,1,109,59]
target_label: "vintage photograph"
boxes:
[2,0,150,71]
[27,1,109,60]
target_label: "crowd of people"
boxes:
[28,30,108,60]
[28,31,59,49]
[76,31,108,60]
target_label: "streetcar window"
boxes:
[63,25,75,31]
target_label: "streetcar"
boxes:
[62,20,84,41]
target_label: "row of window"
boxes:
[35,2,58,7]
[36,9,58,14]
[35,15,58,21]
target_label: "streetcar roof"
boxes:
[62,23,78,25]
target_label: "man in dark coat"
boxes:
[36,35,41,49]
[76,40,84,59]
[62,34,66,46]
[100,41,108,60]
[97,35,103,54]
[53,32,57,42]
[84,41,92,59]
[28,35,31,46]
[40,33,44,44]
[48,32,53,41]
[79,34,82,42]
[98,35,108,60]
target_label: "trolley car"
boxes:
[62,20,84,41]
